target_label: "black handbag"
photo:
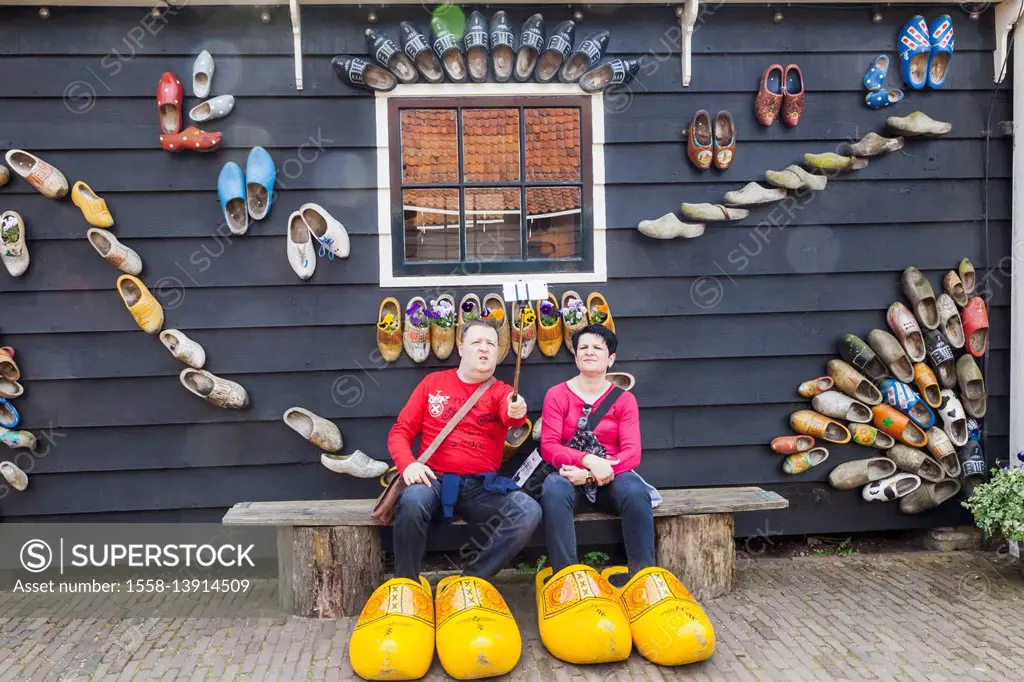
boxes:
[521,386,625,501]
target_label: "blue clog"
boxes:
[862,55,888,91]
[0,398,19,429]
[927,14,954,88]
[878,378,935,430]
[898,15,931,90]
[245,146,276,222]
[217,161,248,236]
[865,88,904,109]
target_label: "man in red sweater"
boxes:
[387,319,542,581]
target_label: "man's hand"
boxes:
[506,393,528,420]
[559,465,591,486]
[581,455,619,486]
[402,462,437,488]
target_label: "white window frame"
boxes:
[374,83,607,288]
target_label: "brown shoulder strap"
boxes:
[416,377,495,464]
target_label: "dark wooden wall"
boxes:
[0,5,1011,546]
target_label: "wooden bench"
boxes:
[223,486,788,618]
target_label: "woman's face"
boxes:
[575,333,615,375]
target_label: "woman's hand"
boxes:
[559,465,591,486]
[581,454,619,485]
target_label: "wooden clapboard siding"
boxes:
[0,5,1011,547]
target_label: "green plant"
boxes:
[962,467,1024,542]
[514,554,547,576]
[811,537,856,557]
[583,550,610,567]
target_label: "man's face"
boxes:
[459,325,499,375]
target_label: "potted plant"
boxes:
[429,295,456,360]
[962,463,1024,574]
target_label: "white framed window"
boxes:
[375,83,607,287]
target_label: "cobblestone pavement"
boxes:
[0,551,1021,681]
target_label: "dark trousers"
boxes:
[541,470,656,575]
[392,477,542,581]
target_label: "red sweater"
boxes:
[388,369,526,475]
[540,381,642,474]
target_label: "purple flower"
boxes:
[540,300,554,315]
[462,300,475,313]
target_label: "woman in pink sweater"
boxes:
[539,324,659,580]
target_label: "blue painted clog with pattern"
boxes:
[0,398,19,429]
[879,378,935,430]
[927,14,954,88]
[865,88,904,109]
[898,15,931,90]
[863,55,888,91]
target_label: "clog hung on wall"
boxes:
[365,27,418,84]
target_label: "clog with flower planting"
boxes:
[403,297,431,363]
[536,295,564,357]
[587,293,615,333]
[560,291,589,355]
[511,302,537,359]
[376,297,402,362]
[457,293,482,354]
[429,295,457,360]
[482,293,511,363]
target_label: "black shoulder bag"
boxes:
[521,386,625,502]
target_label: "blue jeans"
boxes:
[393,477,542,580]
[541,470,656,576]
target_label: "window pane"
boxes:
[525,108,580,182]
[403,188,460,262]
[526,187,581,259]
[401,109,458,184]
[463,109,520,183]
[465,188,522,262]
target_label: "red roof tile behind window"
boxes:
[525,108,580,182]
[463,109,520,182]
[401,109,458,184]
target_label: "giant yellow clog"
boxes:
[535,564,632,664]
[602,566,716,666]
[349,577,435,681]
[117,275,164,334]
[434,575,521,679]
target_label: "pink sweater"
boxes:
[539,381,642,474]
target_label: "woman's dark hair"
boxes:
[571,324,618,354]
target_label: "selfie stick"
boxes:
[502,280,549,401]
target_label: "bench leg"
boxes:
[277,526,383,618]
[654,513,735,601]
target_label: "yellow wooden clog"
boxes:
[535,564,632,664]
[349,577,435,681]
[117,275,164,334]
[536,293,564,357]
[71,181,114,228]
[587,292,615,333]
[376,297,402,363]
[602,566,716,666]
[482,292,510,363]
[435,576,521,679]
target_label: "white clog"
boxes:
[286,211,316,280]
[87,228,142,275]
[189,95,234,123]
[160,329,207,369]
[1,211,30,277]
[193,50,214,98]
[300,203,350,259]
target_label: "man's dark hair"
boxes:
[461,318,498,344]
[571,324,618,354]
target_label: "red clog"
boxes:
[157,72,184,135]
[781,64,805,127]
[755,64,783,126]
[961,296,989,357]
[160,127,223,153]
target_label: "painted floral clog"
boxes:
[5,150,68,199]
[349,577,435,681]
[87,228,142,275]
[535,565,631,664]
[435,576,521,679]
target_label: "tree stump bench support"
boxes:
[223,486,788,618]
